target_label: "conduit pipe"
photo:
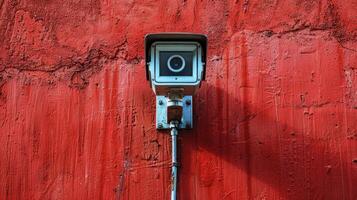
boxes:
[169,121,179,200]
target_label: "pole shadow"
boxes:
[178,83,356,200]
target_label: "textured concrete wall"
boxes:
[0,0,356,199]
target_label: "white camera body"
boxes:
[145,33,207,96]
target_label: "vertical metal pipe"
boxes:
[170,122,179,200]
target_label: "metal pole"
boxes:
[170,121,179,200]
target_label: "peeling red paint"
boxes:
[0,0,356,199]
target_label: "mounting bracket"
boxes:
[156,95,193,129]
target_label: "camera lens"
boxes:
[167,55,185,73]
[159,51,192,76]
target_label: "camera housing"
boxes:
[145,33,207,96]
[145,33,207,129]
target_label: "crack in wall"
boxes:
[0,39,132,90]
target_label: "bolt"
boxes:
[185,99,191,105]
[159,100,163,105]
[158,123,163,129]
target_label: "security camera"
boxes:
[145,33,207,95]
[144,33,207,200]
[145,33,207,129]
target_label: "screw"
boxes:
[159,100,163,105]
[185,99,191,105]
[158,123,163,129]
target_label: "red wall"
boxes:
[0,0,356,199]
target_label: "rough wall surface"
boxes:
[0,0,356,199]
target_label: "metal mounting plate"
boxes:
[156,95,193,129]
